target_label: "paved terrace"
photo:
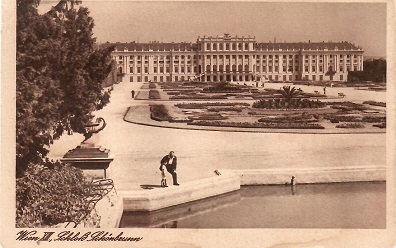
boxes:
[48,80,386,194]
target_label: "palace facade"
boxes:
[104,34,364,83]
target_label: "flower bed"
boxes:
[188,121,324,129]
[362,116,386,123]
[150,104,172,121]
[324,115,362,123]
[328,101,368,111]
[258,114,318,123]
[363,101,386,107]
[207,107,243,112]
[149,90,161,99]
[201,82,248,93]
[149,82,157,89]
[175,102,250,109]
[189,113,228,121]
[335,123,365,128]
[170,94,228,100]
[373,123,386,128]
[253,98,326,109]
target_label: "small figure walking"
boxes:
[160,151,179,186]
[131,90,135,98]
[159,164,168,187]
[323,87,326,95]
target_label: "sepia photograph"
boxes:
[2,0,396,247]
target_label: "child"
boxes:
[159,164,168,187]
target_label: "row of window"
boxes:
[203,42,251,51]
[128,74,345,83]
[119,54,362,60]
[125,64,359,74]
[129,66,199,74]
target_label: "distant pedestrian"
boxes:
[131,90,135,98]
[323,87,326,95]
[160,151,179,186]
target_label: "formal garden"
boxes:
[143,82,386,131]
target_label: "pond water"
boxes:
[120,182,386,229]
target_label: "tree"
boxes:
[348,59,386,83]
[278,86,301,108]
[16,0,114,176]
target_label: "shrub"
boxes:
[149,82,157,89]
[16,160,92,227]
[335,123,365,128]
[149,90,161,99]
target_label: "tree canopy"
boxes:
[16,0,114,176]
[348,59,386,83]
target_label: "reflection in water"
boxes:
[161,221,178,228]
[120,182,385,229]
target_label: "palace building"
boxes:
[104,34,364,83]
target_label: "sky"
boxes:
[38,1,387,57]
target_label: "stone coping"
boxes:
[118,165,385,214]
[120,171,240,212]
[231,165,386,185]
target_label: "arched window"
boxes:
[226,65,230,72]
[213,65,217,72]
[238,43,243,50]
[219,43,223,50]
[118,67,123,73]
[232,43,236,50]
[245,43,249,50]
[206,65,211,72]
[232,65,236,72]
[226,43,230,50]
[219,65,224,72]
[238,65,243,72]
[244,64,249,72]
[213,43,217,50]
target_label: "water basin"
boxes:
[120,182,385,229]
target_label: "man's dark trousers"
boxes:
[165,164,178,185]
